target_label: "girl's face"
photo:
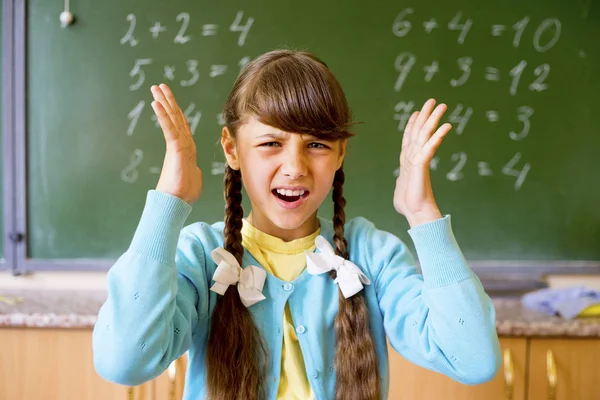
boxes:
[222,116,347,241]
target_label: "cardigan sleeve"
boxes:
[363,215,501,384]
[93,190,211,386]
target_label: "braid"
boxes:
[331,167,381,400]
[223,166,244,263]
[206,166,268,400]
[332,168,349,258]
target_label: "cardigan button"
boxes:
[283,283,294,292]
[295,325,306,335]
[311,370,319,379]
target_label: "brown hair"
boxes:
[207,49,380,400]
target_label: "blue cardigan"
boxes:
[93,190,501,399]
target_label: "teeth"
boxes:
[276,188,305,197]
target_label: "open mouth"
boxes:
[272,188,310,203]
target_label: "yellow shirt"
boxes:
[241,219,318,400]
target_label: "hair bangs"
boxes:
[240,52,356,140]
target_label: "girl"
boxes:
[93,50,501,400]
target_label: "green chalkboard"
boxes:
[26,0,600,261]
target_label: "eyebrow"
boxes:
[256,132,324,141]
[256,132,289,139]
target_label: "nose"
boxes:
[281,148,308,180]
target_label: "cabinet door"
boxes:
[388,337,527,400]
[528,338,600,400]
[153,354,188,400]
[0,328,151,400]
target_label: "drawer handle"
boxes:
[546,349,557,400]
[503,348,514,400]
[126,386,144,400]
[168,360,177,400]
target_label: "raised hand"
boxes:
[393,99,452,227]
[151,84,203,205]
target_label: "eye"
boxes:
[308,142,329,149]
[259,142,281,147]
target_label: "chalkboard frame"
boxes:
[3,0,600,289]
[1,0,15,273]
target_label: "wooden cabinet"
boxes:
[388,337,527,400]
[1,328,599,400]
[0,327,188,400]
[389,337,600,400]
[153,355,187,400]
[527,339,600,400]
[0,328,139,400]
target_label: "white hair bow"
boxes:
[305,235,371,298]
[209,247,267,307]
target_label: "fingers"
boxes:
[151,100,179,142]
[402,111,419,149]
[412,99,436,136]
[151,84,183,130]
[418,103,448,145]
[424,123,452,156]
[401,98,451,167]
[158,83,187,129]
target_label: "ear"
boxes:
[336,139,348,170]
[221,127,240,170]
